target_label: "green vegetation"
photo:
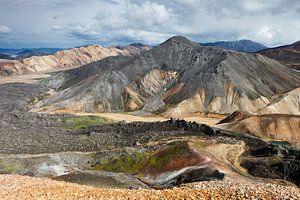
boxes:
[91,142,193,176]
[61,115,114,129]
[91,152,147,174]
[146,142,190,171]
[193,141,206,151]
[0,160,19,174]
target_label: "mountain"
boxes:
[16,48,63,58]
[217,111,300,146]
[115,43,151,56]
[259,41,300,70]
[0,53,12,60]
[202,40,267,52]
[0,48,62,58]
[38,36,300,117]
[0,48,25,56]
[0,44,149,76]
[257,87,300,115]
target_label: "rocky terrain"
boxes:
[38,36,300,117]
[0,44,149,76]
[259,41,300,70]
[202,39,267,52]
[0,175,299,200]
[1,77,299,191]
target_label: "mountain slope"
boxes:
[202,40,267,52]
[259,41,300,70]
[38,36,300,117]
[0,44,149,76]
[217,111,300,146]
[257,87,300,115]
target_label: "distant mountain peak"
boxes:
[129,43,146,47]
[259,41,300,70]
[201,39,267,53]
[162,36,198,47]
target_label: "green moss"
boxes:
[61,115,114,129]
[146,142,190,170]
[91,142,191,175]
[91,153,147,174]
[0,160,19,174]
[193,142,206,151]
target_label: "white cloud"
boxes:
[51,24,63,31]
[127,1,173,27]
[241,0,265,12]
[123,29,173,44]
[0,25,11,33]
[257,27,276,40]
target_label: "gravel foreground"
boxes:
[0,175,299,200]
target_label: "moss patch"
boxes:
[91,141,200,176]
[0,160,19,174]
[193,141,207,151]
[61,115,114,129]
[91,153,147,174]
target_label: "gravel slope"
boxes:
[0,175,299,200]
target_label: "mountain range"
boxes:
[201,39,267,52]
[37,36,300,117]
[259,41,300,70]
[0,44,150,76]
[0,48,63,59]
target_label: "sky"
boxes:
[0,0,299,48]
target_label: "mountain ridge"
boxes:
[201,39,267,52]
[259,41,300,70]
[0,44,150,76]
[38,36,300,117]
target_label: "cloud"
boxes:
[0,0,299,48]
[51,25,63,31]
[0,25,11,33]
[127,1,173,27]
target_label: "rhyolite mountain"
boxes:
[0,44,150,76]
[201,39,267,53]
[217,111,300,146]
[39,36,300,117]
[259,41,300,70]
